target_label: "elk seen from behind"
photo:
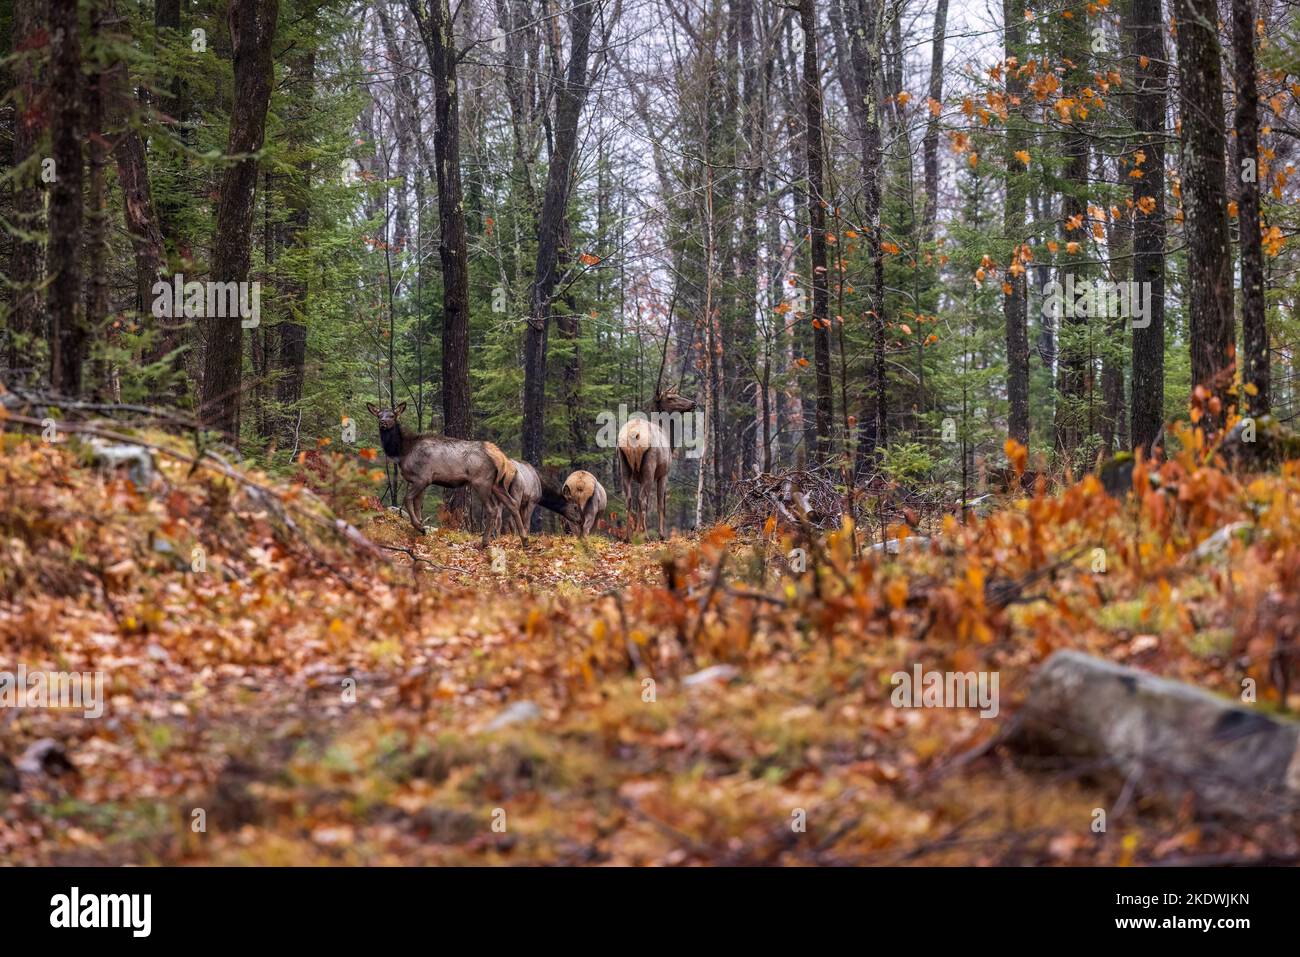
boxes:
[616,386,695,539]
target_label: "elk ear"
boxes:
[366,402,382,417]
[393,401,407,417]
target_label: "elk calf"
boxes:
[562,470,607,538]
[490,459,582,541]
[366,402,524,546]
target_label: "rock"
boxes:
[1006,650,1300,817]
[151,538,192,572]
[1098,452,1136,498]
[89,438,156,488]
[868,536,930,555]
[1221,414,1300,470]
[682,664,740,688]
[1192,521,1253,560]
[484,700,542,732]
[16,738,76,778]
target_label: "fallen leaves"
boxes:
[1,430,1298,865]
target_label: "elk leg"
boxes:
[621,481,633,540]
[658,472,668,540]
[471,484,493,547]
[404,483,427,535]
[491,484,526,547]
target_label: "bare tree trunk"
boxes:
[409,0,472,441]
[1174,0,1234,429]
[522,0,596,467]
[921,0,949,241]
[1100,150,1130,455]
[782,19,812,461]
[1130,0,1166,454]
[276,46,314,442]
[6,0,45,382]
[84,1,111,399]
[839,0,887,465]
[48,0,86,395]
[111,120,166,318]
[1052,10,1090,457]
[800,0,833,464]
[1232,0,1268,415]
[735,0,762,481]
[200,0,279,438]
[1003,0,1029,446]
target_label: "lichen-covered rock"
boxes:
[1221,414,1300,470]
[1006,650,1300,818]
[1098,451,1136,498]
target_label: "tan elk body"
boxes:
[562,470,607,537]
[366,402,524,546]
[491,459,582,539]
[616,387,695,539]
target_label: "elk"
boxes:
[491,459,580,539]
[562,470,607,538]
[366,402,524,546]
[616,386,696,539]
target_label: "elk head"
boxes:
[366,401,406,430]
[652,386,696,414]
[366,401,407,458]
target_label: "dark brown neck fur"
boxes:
[538,479,569,515]
[378,423,410,459]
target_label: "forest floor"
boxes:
[1,426,1298,865]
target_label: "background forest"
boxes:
[4,0,1296,527]
[6,0,1300,872]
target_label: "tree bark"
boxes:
[84,1,111,398]
[800,0,833,464]
[1174,0,1235,428]
[1130,0,1166,454]
[276,47,314,442]
[921,0,949,242]
[1052,10,1090,457]
[6,0,46,381]
[48,0,86,396]
[1003,0,1029,446]
[839,0,887,464]
[521,0,595,466]
[1232,0,1268,415]
[409,0,472,440]
[199,0,279,438]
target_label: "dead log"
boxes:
[1006,650,1300,818]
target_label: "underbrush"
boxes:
[1,429,1299,864]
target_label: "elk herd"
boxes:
[366,386,695,545]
